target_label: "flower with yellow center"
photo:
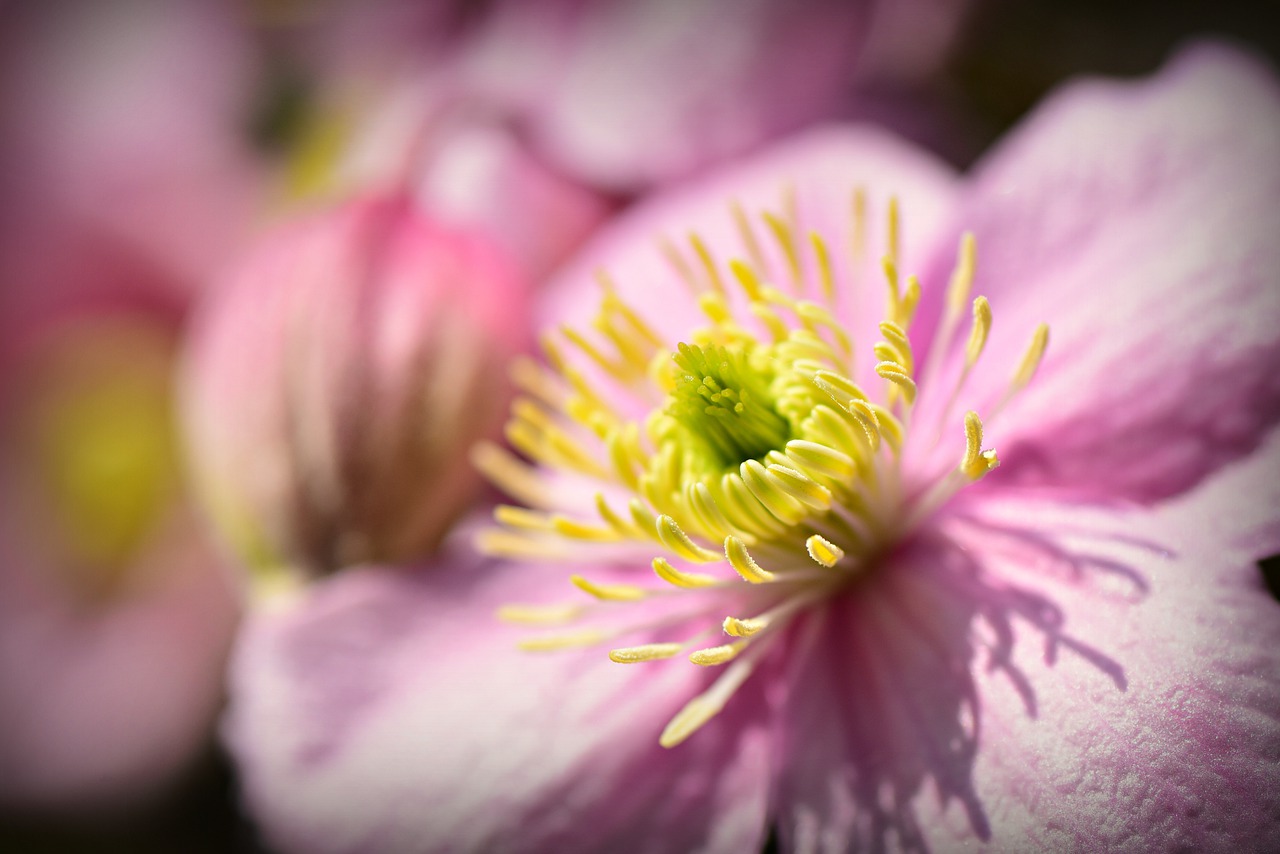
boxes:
[476,179,1051,747]
[223,50,1280,853]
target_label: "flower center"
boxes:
[475,189,1049,747]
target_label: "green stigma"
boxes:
[666,342,792,469]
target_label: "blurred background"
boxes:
[0,0,1277,851]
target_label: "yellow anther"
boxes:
[1013,323,1051,390]
[570,574,649,601]
[689,232,726,295]
[864,403,904,452]
[725,536,774,583]
[845,400,882,452]
[795,302,853,355]
[875,362,918,406]
[749,301,790,343]
[721,472,788,538]
[785,440,856,480]
[496,603,585,625]
[851,187,867,262]
[965,296,992,368]
[552,516,621,542]
[609,643,683,663]
[805,534,845,567]
[657,514,721,562]
[661,236,700,294]
[732,201,768,272]
[561,325,630,382]
[899,275,922,327]
[687,481,740,542]
[723,615,768,637]
[809,232,836,302]
[629,499,665,544]
[510,356,563,406]
[812,369,867,404]
[947,232,977,314]
[660,696,722,748]
[765,465,833,511]
[878,321,913,370]
[882,256,900,316]
[494,505,554,531]
[960,411,998,480]
[740,459,808,524]
[652,556,719,588]
[763,212,802,288]
[474,529,570,560]
[698,292,732,325]
[886,196,900,268]
[729,259,765,302]
[690,641,746,666]
[519,629,607,652]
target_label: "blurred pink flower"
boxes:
[0,0,261,812]
[182,195,531,579]
[225,44,1280,852]
[277,0,973,280]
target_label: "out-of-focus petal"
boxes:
[227,543,773,853]
[183,196,530,575]
[930,44,1280,504]
[0,508,240,810]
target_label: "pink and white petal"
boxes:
[227,550,773,854]
[541,124,960,400]
[777,429,1280,851]
[773,534,997,852]
[932,43,1280,504]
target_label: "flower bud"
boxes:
[183,195,528,579]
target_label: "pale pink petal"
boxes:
[927,44,1280,504]
[0,508,241,810]
[777,429,1280,851]
[227,544,773,853]
[540,125,960,402]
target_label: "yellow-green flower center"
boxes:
[475,188,1049,748]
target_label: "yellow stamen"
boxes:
[965,296,992,368]
[689,232,726,295]
[875,362,918,406]
[497,603,585,625]
[1013,323,1051,390]
[519,630,607,652]
[690,641,746,666]
[570,574,649,602]
[723,615,769,637]
[724,536,774,583]
[657,514,721,562]
[609,643,683,663]
[652,556,719,588]
[805,534,845,567]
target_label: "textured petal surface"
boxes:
[927,44,1280,504]
[227,543,774,854]
[777,427,1280,852]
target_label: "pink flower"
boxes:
[225,45,1280,851]
[0,0,258,812]
[182,195,531,579]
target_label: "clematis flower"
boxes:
[225,44,1280,852]
[0,0,258,813]
[182,195,530,581]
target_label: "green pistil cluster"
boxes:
[667,342,792,469]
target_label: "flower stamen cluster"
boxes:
[475,190,1049,747]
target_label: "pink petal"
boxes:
[0,509,241,810]
[776,430,1280,851]
[931,43,1280,504]
[539,124,960,400]
[227,542,773,853]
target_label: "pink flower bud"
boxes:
[183,195,529,578]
